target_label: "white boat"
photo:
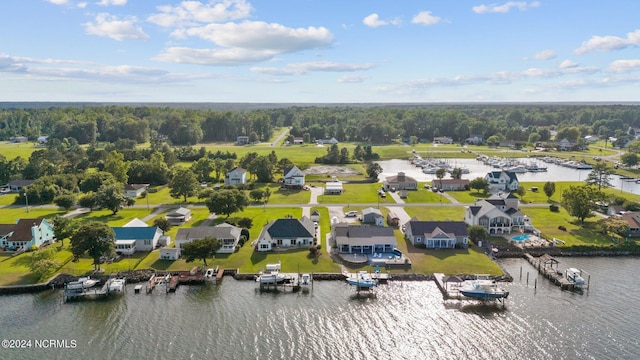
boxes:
[300,274,312,286]
[106,278,126,294]
[77,276,99,288]
[504,165,526,173]
[205,266,219,280]
[566,268,586,285]
[346,271,378,288]
[422,167,438,174]
[460,278,509,300]
[256,262,285,284]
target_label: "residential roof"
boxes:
[112,226,159,240]
[0,224,17,236]
[284,166,304,178]
[432,179,470,185]
[228,167,246,174]
[621,212,640,229]
[333,223,396,246]
[407,220,468,238]
[167,207,191,216]
[385,172,417,183]
[124,183,148,191]
[265,217,314,238]
[176,223,242,241]
[11,219,45,241]
[123,218,148,227]
[7,179,35,188]
[362,207,382,217]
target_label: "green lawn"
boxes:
[264,185,311,205]
[445,190,489,204]
[404,206,466,221]
[0,208,65,223]
[0,142,39,160]
[0,194,18,206]
[402,185,452,204]
[522,207,613,246]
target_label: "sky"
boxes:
[2,0,640,103]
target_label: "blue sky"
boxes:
[2,0,640,102]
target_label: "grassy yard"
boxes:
[0,141,39,160]
[442,190,488,204]
[404,206,466,221]
[522,207,613,247]
[402,185,452,204]
[0,207,65,223]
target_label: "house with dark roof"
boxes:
[383,172,417,191]
[112,226,163,255]
[175,223,243,253]
[404,219,469,249]
[165,207,192,225]
[224,167,247,186]
[237,135,249,145]
[256,217,315,251]
[0,218,55,251]
[619,212,640,238]
[464,193,524,235]
[3,179,35,193]
[465,135,484,145]
[124,184,148,198]
[484,171,519,193]
[332,223,397,254]
[433,136,454,144]
[361,207,384,226]
[283,166,305,188]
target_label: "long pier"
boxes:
[524,254,590,291]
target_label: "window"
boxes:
[144,239,151,245]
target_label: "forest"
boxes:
[1,103,640,147]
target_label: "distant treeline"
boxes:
[2,103,640,145]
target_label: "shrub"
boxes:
[558,225,567,231]
[549,204,559,212]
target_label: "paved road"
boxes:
[271,127,290,147]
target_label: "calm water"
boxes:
[1,257,639,359]
[377,158,640,194]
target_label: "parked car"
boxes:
[344,211,358,217]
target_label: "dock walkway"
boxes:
[525,254,589,291]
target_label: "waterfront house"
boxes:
[123,218,171,246]
[332,223,396,254]
[484,171,519,192]
[431,179,470,191]
[224,167,247,186]
[112,226,163,255]
[361,207,384,226]
[159,247,180,261]
[165,207,192,225]
[557,138,575,151]
[283,166,305,189]
[256,217,315,252]
[383,172,418,191]
[124,184,148,198]
[464,193,524,235]
[175,223,243,253]
[619,212,640,238]
[404,219,469,249]
[0,218,55,251]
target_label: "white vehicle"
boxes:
[344,211,358,217]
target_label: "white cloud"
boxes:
[148,0,252,28]
[45,0,69,5]
[575,29,640,55]
[173,21,333,53]
[84,13,149,41]
[472,1,540,14]
[154,47,276,66]
[252,61,375,75]
[97,0,127,6]
[363,14,387,28]
[526,49,556,60]
[609,59,640,73]
[337,75,369,83]
[411,11,442,26]
[77,2,87,8]
[559,60,578,69]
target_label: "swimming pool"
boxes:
[512,234,531,241]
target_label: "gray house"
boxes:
[361,207,384,226]
[405,220,469,249]
[256,216,315,251]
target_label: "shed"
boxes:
[387,212,400,227]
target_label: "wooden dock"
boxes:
[257,273,312,292]
[525,254,590,292]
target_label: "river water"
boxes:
[1,257,638,360]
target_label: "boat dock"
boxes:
[433,273,466,299]
[525,254,590,291]
[257,273,313,292]
[63,277,126,301]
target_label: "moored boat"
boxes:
[566,268,586,285]
[256,262,286,284]
[460,279,509,300]
[346,271,378,288]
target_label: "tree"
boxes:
[469,177,489,194]
[561,185,604,223]
[51,215,78,247]
[366,162,383,180]
[153,218,172,234]
[250,188,265,202]
[450,167,462,180]
[598,217,630,240]
[467,225,487,245]
[435,168,447,180]
[486,135,500,147]
[253,155,274,183]
[543,181,556,199]
[205,189,249,218]
[515,185,526,198]
[53,193,76,211]
[95,183,129,215]
[29,247,61,280]
[169,168,199,202]
[181,237,221,266]
[191,157,215,182]
[585,162,613,190]
[104,150,129,184]
[71,221,115,271]
[237,217,253,229]
[621,153,639,167]
[80,171,116,193]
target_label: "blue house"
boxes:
[0,218,55,251]
[112,226,162,255]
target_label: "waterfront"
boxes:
[1,257,639,359]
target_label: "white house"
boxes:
[361,207,384,226]
[225,167,247,186]
[112,226,163,254]
[165,207,192,225]
[317,137,339,145]
[464,193,525,235]
[256,217,315,252]
[159,247,180,260]
[37,135,49,145]
[484,171,519,193]
[465,135,484,145]
[405,220,469,249]
[332,223,397,254]
[324,179,343,194]
[175,223,243,253]
[283,166,305,188]
[557,138,575,151]
[124,184,148,198]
